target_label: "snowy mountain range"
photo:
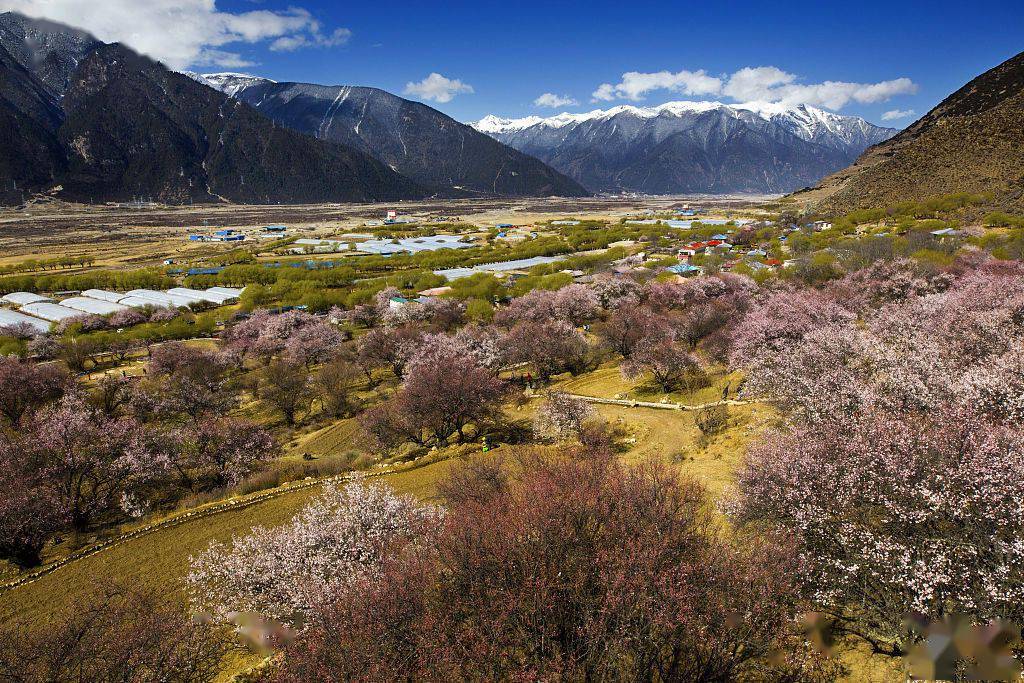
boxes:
[473,102,898,194]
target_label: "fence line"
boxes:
[537,392,755,411]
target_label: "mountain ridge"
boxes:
[197,73,588,198]
[472,102,897,195]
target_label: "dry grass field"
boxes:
[0,194,770,265]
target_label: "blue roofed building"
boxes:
[666,263,703,277]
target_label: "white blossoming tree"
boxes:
[533,391,595,442]
[187,480,441,624]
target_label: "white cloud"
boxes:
[534,93,578,108]
[403,72,474,103]
[270,27,351,52]
[195,49,256,69]
[593,69,722,102]
[723,66,918,109]
[591,65,917,111]
[592,83,617,101]
[0,0,352,69]
[720,66,795,101]
[882,108,917,121]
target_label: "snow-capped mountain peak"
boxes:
[183,72,275,97]
[472,100,886,141]
[473,101,736,134]
[471,100,898,196]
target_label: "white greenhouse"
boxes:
[0,308,51,334]
[167,287,237,304]
[20,302,82,322]
[124,289,199,308]
[207,286,244,298]
[80,288,126,303]
[118,296,173,309]
[59,296,129,315]
[2,292,52,306]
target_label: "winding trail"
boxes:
[532,391,759,411]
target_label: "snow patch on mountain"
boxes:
[183,72,275,97]
[475,101,735,134]
[472,101,889,141]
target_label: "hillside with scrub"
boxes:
[799,49,1024,214]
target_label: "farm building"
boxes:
[666,263,703,277]
[20,301,82,322]
[2,292,52,306]
[0,308,51,334]
[60,297,129,315]
[189,232,244,242]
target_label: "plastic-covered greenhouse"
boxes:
[20,302,82,322]
[124,289,200,308]
[0,308,51,333]
[1,292,52,306]
[167,287,236,304]
[80,289,125,303]
[60,297,129,315]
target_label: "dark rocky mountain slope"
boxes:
[201,75,587,198]
[0,12,423,205]
[0,41,66,203]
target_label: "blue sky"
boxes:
[7,0,1024,125]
